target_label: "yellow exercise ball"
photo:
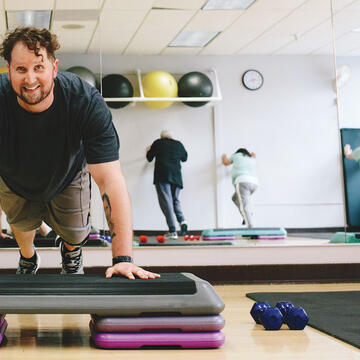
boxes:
[142,70,177,109]
[0,66,8,74]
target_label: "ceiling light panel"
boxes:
[55,0,104,10]
[124,9,195,55]
[169,31,219,47]
[6,10,52,30]
[104,0,153,10]
[153,0,207,10]
[203,0,256,10]
[162,47,202,55]
[4,0,54,11]
[184,10,243,31]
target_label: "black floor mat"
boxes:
[246,291,360,349]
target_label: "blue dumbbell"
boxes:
[276,301,294,323]
[250,302,270,324]
[260,307,283,330]
[286,307,309,330]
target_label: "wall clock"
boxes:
[242,70,264,91]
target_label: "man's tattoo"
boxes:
[102,193,116,238]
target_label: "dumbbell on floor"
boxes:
[275,301,309,330]
[250,302,270,324]
[276,301,294,323]
[250,302,283,330]
[250,301,309,330]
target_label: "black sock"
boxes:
[20,251,37,262]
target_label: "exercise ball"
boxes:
[0,66,8,74]
[142,70,177,109]
[178,71,213,107]
[102,74,133,109]
[66,66,98,88]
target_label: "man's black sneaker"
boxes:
[16,251,40,274]
[60,241,84,274]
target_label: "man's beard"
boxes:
[9,74,54,106]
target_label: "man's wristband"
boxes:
[112,256,134,266]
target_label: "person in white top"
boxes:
[222,148,258,228]
[344,144,360,161]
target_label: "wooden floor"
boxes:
[1,283,360,359]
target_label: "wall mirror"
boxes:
[0,0,347,260]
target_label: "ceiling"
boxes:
[0,0,360,56]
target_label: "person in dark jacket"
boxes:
[146,130,188,239]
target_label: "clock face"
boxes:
[242,70,264,90]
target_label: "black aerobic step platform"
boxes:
[0,273,224,315]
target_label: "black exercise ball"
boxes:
[66,66,98,88]
[178,71,213,107]
[101,74,134,109]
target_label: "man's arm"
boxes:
[88,160,160,280]
[221,154,232,166]
[344,144,355,160]
[146,142,156,162]
[180,143,188,162]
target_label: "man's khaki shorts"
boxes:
[0,167,91,245]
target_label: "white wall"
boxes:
[336,57,360,129]
[1,54,345,232]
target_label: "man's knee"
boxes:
[56,225,90,246]
[59,233,88,247]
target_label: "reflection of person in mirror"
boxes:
[0,26,159,280]
[222,148,258,228]
[0,204,12,239]
[146,130,188,240]
[344,144,360,161]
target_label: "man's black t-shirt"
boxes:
[146,138,187,188]
[0,71,119,202]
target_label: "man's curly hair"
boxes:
[0,27,60,63]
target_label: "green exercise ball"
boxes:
[66,66,98,88]
[178,71,213,107]
[102,74,133,109]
